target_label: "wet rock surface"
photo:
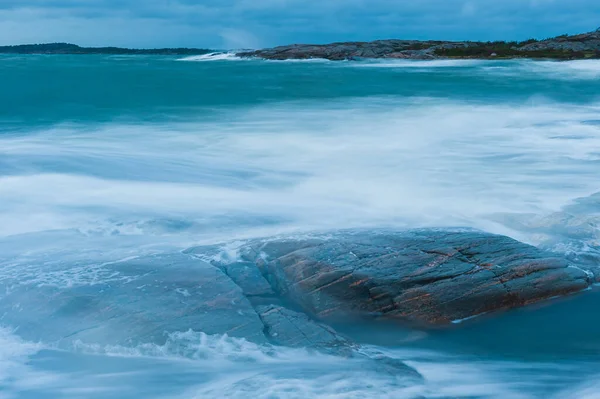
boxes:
[0,254,269,345]
[236,230,591,325]
[1,228,593,384]
[256,304,351,350]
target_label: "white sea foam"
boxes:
[559,378,600,399]
[182,373,422,399]
[171,344,600,399]
[352,59,486,68]
[0,327,58,394]
[524,59,600,80]
[1,53,599,399]
[451,312,488,324]
[72,330,280,363]
[178,52,242,62]
[1,328,597,399]
[275,57,333,63]
[350,58,600,81]
[470,59,600,81]
[1,99,599,248]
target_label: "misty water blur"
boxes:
[1,56,599,398]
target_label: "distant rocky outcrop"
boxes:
[0,43,212,55]
[237,41,467,61]
[518,30,600,52]
[237,28,600,61]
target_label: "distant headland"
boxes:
[0,43,212,55]
[237,28,600,61]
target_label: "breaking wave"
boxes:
[1,99,599,250]
[178,52,242,62]
[2,328,598,399]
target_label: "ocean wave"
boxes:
[471,59,600,81]
[350,59,487,68]
[2,327,598,398]
[178,52,242,62]
[3,50,600,399]
[182,373,422,399]
[520,59,600,80]
[0,327,54,393]
[0,328,419,399]
[347,58,600,81]
[560,378,600,399]
[72,330,281,363]
[1,99,599,244]
[273,57,333,63]
[178,53,333,63]
[72,331,422,398]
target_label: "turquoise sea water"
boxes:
[1,53,600,398]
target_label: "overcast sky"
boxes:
[0,0,599,49]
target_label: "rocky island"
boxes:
[237,27,600,61]
[0,42,212,55]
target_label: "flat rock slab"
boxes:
[237,230,591,325]
[0,254,268,345]
[257,304,351,351]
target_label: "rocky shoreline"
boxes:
[3,228,595,382]
[237,28,600,61]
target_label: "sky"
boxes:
[0,0,599,49]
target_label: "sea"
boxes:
[1,52,600,398]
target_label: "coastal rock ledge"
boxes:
[198,230,592,327]
[237,28,600,60]
[2,229,591,373]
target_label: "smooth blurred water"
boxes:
[1,54,600,398]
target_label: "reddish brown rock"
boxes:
[239,230,591,326]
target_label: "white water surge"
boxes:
[1,57,600,398]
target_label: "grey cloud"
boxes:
[0,0,599,48]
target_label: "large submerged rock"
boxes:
[234,230,591,325]
[1,228,592,374]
